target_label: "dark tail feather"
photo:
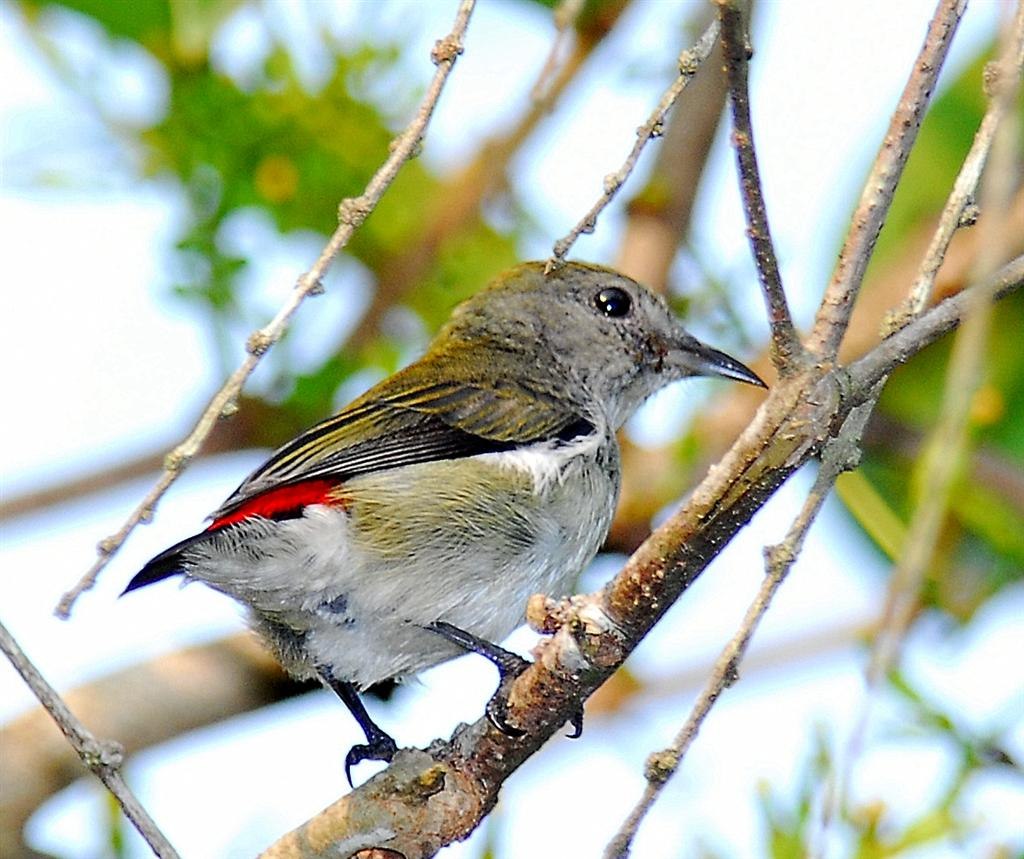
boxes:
[122,530,213,594]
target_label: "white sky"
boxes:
[1,1,1021,857]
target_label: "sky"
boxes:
[1,1,1021,857]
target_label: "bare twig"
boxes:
[530,0,585,103]
[615,1,727,291]
[816,13,1023,850]
[340,0,628,358]
[546,18,721,269]
[55,0,478,618]
[808,0,967,360]
[871,0,1019,775]
[602,399,873,858]
[845,254,1023,399]
[890,81,1015,323]
[1,634,303,851]
[716,0,802,374]
[0,619,180,857]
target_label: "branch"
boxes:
[716,0,802,374]
[845,254,1024,399]
[55,0,478,618]
[546,18,721,268]
[0,618,179,857]
[1,634,306,851]
[337,0,629,357]
[603,403,871,858]
[530,0,585,103]
[808,0,967,359]
[818,16,1024,849]
[888,61,1020,323]
[257,263,1021,859]
[615,3,728,292]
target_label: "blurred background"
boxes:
[1,0,1021,857]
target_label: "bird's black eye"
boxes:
[595,287,631,318]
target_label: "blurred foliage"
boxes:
[838,48,1024,619]
[18,0,523,433]
[756,692,1021,859]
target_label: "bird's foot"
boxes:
[425,621,588,742]
[344,729,398,788]
[430,620,580,739]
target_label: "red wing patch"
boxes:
[208,479,344,530]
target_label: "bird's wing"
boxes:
[210,354,592,524]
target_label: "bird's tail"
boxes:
[121,531,213,594]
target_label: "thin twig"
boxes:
[817,12,1023,852]
[0,618,180,858]
[808,0,967,360]
[342,0,623,359]
[602,405,871,859]
[891,10,1024,325]
[55,0,478,618]
[716,0,802,374]
[530,0,585,103]
[847,255,1024,400]
[546,18,721,269]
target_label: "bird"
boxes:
[124,260,765,783]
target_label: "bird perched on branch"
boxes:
[124,261,764,783]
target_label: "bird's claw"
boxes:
[344,733,398,788]
[486,664,529,738]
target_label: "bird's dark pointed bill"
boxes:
[689,342,767,388]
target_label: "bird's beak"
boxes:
[672,333,767,388]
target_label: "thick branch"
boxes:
[55,0,478,618]
[603,407,869,857]
[808,0,967,359]
[716,0,801,374]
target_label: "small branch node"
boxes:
[982,58,1004,98]
[162,448,190,472]
[526,593,570,633]
[958,201,980,227]
[82,737,125,770]
[763,541,794,571]
[298,274,325,296]
[431,34,464,65]
[338,195,372,227]
[220,399,239,418]
[643,748,680,785]
[246,330,274,356]
[677,48,701,77]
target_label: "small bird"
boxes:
[124,261,764,782]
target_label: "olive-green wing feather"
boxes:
[211,348,591,520]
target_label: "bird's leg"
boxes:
[426,620,583,740]
[319,670,398,786]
